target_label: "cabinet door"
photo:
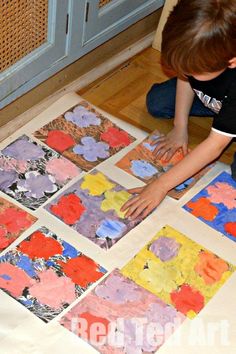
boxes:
[0,0,69,107]
[83,0,164,45]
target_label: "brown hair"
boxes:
[161,0,236,77]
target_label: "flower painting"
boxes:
[116,131,212,199]
[0,227,106,322]
[45,170,141,250]
[121,225,235,318]
[0,135,80,210]
[33,101,135,171]
[183,171,236,242]
[60,269,185,354]
[0,197,37,252]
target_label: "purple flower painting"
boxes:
[33,100,135,172]
[64,105,101,127]
[73,137,110,162]
[45,170,142,250]
[60,269,185,354]
[0,135,81,210]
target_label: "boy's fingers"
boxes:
[126,200,150,219]
[150,136,165,145]
[127,187,144,194]
[124,199,148,218]
[164,148,176,161]
[182,144,188,155]
[120,195,139,212]
[153,142,168,156]
[139,203,155,219]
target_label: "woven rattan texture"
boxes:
[99,0,112,8]
[0,0,48,73]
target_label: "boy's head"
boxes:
[161,0,236,79]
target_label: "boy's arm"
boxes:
[153,78,195,160]
[122,130,232,219]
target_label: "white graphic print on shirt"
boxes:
[193,89,222,113]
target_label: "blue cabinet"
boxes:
[0,0,164,109]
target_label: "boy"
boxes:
[122,0,236,219]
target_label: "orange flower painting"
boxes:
[184,171,236,242]
[116,131,212,199]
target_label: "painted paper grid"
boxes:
[183,171,236,242]
[60,269,185,354]
[0,197,37,252]
[121,225,235,319]
[44,170,142,250]
[0,227,106,322]
[0,135,81,210]
[115,131,212,199]
[33,101,136,171]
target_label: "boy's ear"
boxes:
[228,57,236,68]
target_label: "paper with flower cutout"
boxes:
[116,131,212,199]
[0,135,80,210]
[121,225,235,318]
[33,101,135,171]
[0,227,106,322]
[60,269,185,353]
[44,170,141,250]
[183,171,236,242]
[0,197,37,252]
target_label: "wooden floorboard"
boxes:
[78,47,235,164]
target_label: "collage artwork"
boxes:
[0,99,235,353]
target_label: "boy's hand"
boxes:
[151,126,188,161]
[121,180,167,220]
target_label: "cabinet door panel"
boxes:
[0,0,68,104]
[83,0,164,45]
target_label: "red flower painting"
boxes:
[186,197,218,221]
[18,231,63,260]
[100,127,132,148]
[46,130,76,153]
[224,222,236,238]
[50,194,86,225]
[170,284,205,315]
[79,312,110,342]
[59,255,104,287]
[0,208,33,234]
[0,200,37,252]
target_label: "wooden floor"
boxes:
[78,47,235,164]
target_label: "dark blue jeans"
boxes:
[146,77,236,179]
[146,77,214,118]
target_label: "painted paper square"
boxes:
[0,197,37,252]
[0,135,80,210]
[60,269,185,353]
[33,101,135,171]
[44,170,141,250]
[121,225,235,318]
[0,227,106,322]
[116,131,212,199]
[183,171,236,242]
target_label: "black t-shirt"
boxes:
[188,68,236,136]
